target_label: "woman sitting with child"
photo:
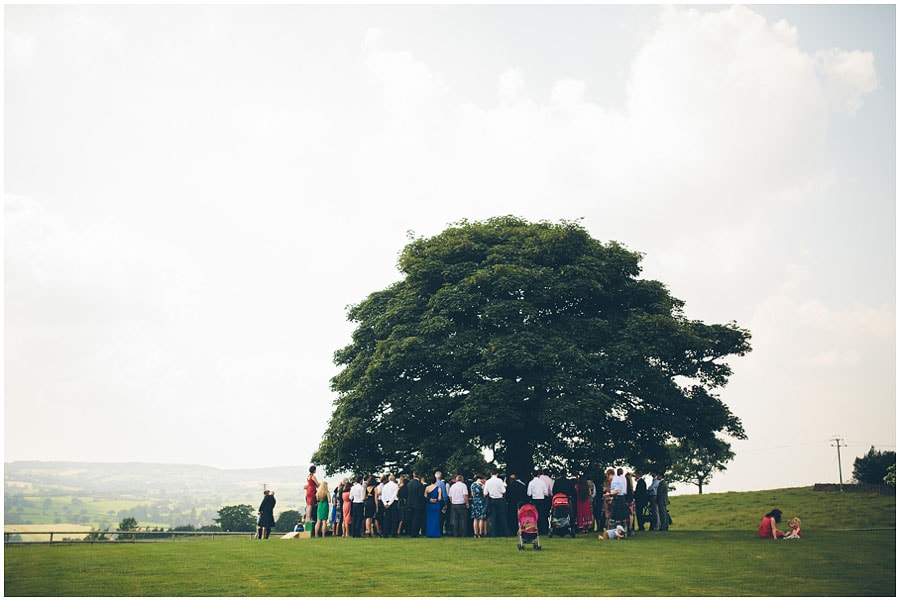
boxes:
[758,508,785,539]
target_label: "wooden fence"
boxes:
[4,530,267,545]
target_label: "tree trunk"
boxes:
[501,435,533,478]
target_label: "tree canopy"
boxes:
[313,217,750,478]
[214,504,256,532]
[665,437,736,494]
[852,446,896,486]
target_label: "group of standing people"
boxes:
[631,469,671,532]
[295,465,674,539]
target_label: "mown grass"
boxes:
[5,487,895,597]
[5,531,895,596]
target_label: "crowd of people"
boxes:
[294,465,674,539]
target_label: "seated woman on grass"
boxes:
[758,508,785,539]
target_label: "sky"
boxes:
[4,4,895,494]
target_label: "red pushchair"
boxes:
[548,493,576,537]
[517,503,542,550]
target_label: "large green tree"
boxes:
[313,217,750,478]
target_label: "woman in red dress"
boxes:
[575,475,594,532]
[758,508,785,539]
[305,466,320,523]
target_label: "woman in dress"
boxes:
[424,475,443,538]
[329,483,341,537]
[256,490,276,539]
[315,481,330,538]
[469,474,487,538]
[305,466,320,525]
[396,476,408,536]
[575,475,593,533]
[758,508,785,539]
[364,476,379,537]
[341,481,353,538]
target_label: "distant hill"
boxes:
[4,461,314,528]
[5,461,307,497]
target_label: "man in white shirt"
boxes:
[539,469,554,497]
[447,475,470,537]
[607,467,629,530]
[484,471,508,537]
[381,474,400,537]
[610,468,628,497]
[527,472,550,535]
[349,476,366,538]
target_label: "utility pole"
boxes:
[831,436,846,491]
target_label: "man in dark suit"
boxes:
[505,473,527,535]
[633,470,649,531]
[406,471,426,537]
[656,471,670,531]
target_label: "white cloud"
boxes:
[5,31,35,59]
[816,48,879,115]
[363,28,449,117]
[497,67,525,105]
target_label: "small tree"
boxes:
[665,437,735,494]
[118,517,138,531]
[83,527,109,542]
[853,447,896,486]
[884,464,896,488]
[274,509,303,533]
[214,504,256,532]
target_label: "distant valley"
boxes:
[5,461,313,529]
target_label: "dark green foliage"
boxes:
[852,446,896,486]
[118,516,138,531]
[273,509,302,532]
[314,217,750,477]
[666,438,736,494]
[214,504,256,532]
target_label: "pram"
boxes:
[517,503,542,550]
[548,493,576,538]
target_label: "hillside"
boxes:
[5,461,311,529]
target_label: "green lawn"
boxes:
[4,530,894,596]
[5,487,895,596]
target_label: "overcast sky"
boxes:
[5,4,895,494]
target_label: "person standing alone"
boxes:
[256,490,276,539]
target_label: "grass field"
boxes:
[4,487,895,597]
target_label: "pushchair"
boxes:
[516,503,542,550]
[548,493,576,538]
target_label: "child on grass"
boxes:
[783,517,802,539]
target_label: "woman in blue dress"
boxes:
[424,475,443,538]
[469,474,487,538]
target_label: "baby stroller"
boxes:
[548,493,576,538]
[517,503,542,551]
